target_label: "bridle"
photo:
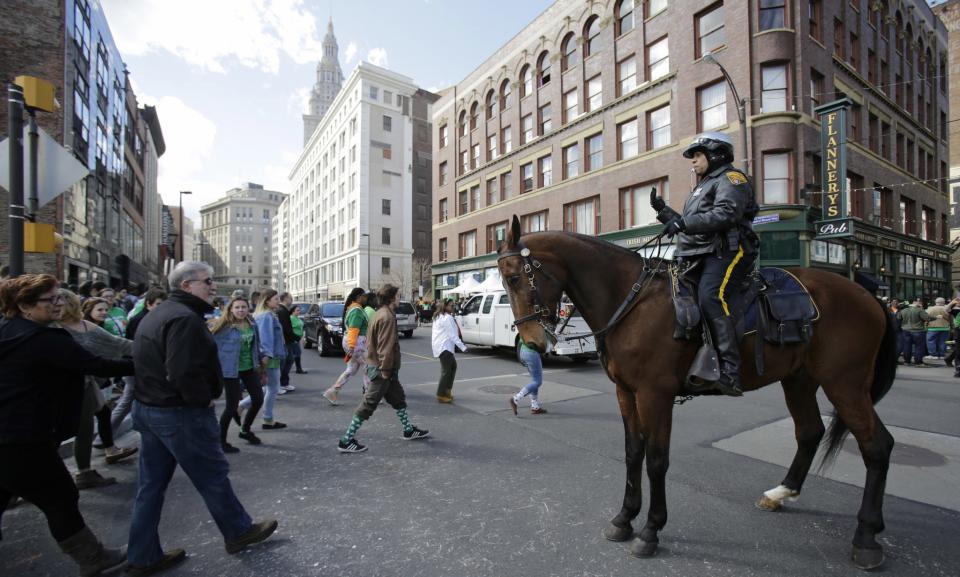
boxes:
[496,238,562,333]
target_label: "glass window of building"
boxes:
[586,133,603,171]
[646,36,669,81]
[563,143,580,179]
[621,178,668,228]
[617,0,635,36]
[698,81,727,130]
[562,33,579,71]
[618,118,639,159]
[762,152,790,204]
[696,3,726,59]
[564,196,600,235]
[618,56,637,95]
[759,0,786,31]
[761,63,788,112]
[648,105,671,149]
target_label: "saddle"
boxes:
[671,265,820,388]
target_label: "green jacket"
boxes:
[897,305,931,332]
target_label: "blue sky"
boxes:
[99,0,554,221]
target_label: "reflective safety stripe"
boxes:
[718,247,745,316]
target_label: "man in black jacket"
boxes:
[653,132,759,397]
[276,292,298,392]
[127,262,277,575]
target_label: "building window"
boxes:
[469,102,478,131]
[439,237,448,261]
[382,147,392,160]
[439,161,448,186]
[370,85,379,100]
[500,79,512,111]
[809,0,822,41]
[833,18,844,59]
[584,16,601,58]
[383,115,392,132]
[696,3,726,59]
[618,118,639,159]
[382,199,391,215]
[618,56,637,95]
[520,114,534,145]
[586,133,603,171]
[621,178,669,229]
[538,155,553,187]
[698,81,726,131]
[470,184,480,212]
[564,196,600,235]
[537,51,551,87]
[381,257,390,274]
[471,143,480,169]
[646,36,669,81]
[439,198,448,222]
[459,189,469,215]
[586,75,602,112]
[617,0,635,36]
[521,162,534,193]
[647,104,671,149]
[501,171,513,200]
[487,221,508,253]
[759,0,786,31]
[502,126,512,154]
[538,104,552,136]
[520,65,533,98]
[382,227,391,245]
[486,178,498,206]
[563,143,580,179]
[486,89,498,119]
[522,210,549,233]
[810,69,823,113]
[761,63,788,112]
[562,33,579,71]
[487,133,498,160]
[438,125,447,148]
[460,150,469,174]
[563,88,579,123]
[459,230,477,258]
[762,152,790,204]
[646,0,667,17]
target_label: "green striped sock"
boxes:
[341,415,364,443]
[396,408,413,433]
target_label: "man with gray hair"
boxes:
[128,262,277,575]
[925,296,951,360]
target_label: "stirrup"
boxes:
[715,374,743,397]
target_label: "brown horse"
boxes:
[496,216,897,570]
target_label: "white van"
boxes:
[456,290,597,363]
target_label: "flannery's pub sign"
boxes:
[814,98,854,239]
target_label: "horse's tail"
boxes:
[818,298,898,471]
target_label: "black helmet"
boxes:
[682,131,735,163]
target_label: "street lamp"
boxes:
[178,190,192,262]
[702,51,750,177]
[360,233,371,288]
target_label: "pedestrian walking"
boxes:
[238,289,287,430]
[336,284,430,453]
[897,297,931,365]
[925,297,951,359]
[211,296,266,453]
[276,292,298,393]
[510,338,549,415]
[128,262,277,575]
[111,288,166,436]
[363,291,378,323]
[291,305,307,374]
[0,274,133,576]
[323,288,370,405]
[432,298,467,403]
[59,291,139,489]
[97,288,127,337]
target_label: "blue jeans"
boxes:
[518,348,543,399]
[240,366,280,421]
[903,331,926,364]
[280,343,297,386]
[926,330,948,358]
[128,402,252,567]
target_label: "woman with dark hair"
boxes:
[0,274,133,575]
[323,288,369,405]
[431,298,467,403]
[363,291,379,324]
[238,289,286,429]
[211,296,266,451]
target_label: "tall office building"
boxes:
[302,18,344,145]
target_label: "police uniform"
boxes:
[655,134,759,395]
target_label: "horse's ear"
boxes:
[510,215,522,245]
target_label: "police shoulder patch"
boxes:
[726,171,747,185]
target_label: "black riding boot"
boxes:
[709,315,743,396]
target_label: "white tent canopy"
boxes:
[476,274,502,292]
[445,276,480,295]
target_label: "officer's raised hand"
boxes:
[652,188,682,225]
[649,187,666,212]
[663,216,685,237]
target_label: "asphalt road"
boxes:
[2,325,959,577]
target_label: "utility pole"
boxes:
[7,83,25,277]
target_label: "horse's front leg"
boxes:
[630,393,674,558]
[603,384,645,542]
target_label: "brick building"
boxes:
[932,0,960,278]
[432,0,951,301]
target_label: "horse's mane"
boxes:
[520,230,664,267]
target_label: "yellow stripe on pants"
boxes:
[717,247,745,316]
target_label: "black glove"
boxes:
[649,187,666,212]
[663,216,685,237]
[656,205,681,224]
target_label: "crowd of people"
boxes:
[888,294,960,376]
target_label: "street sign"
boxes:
[752,214,780,226]
[815,218,854,239]
[0,125,89,207]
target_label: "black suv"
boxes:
[303,301,345,357]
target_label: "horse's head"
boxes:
[496,215,565,354]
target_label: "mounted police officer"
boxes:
[651,132,759,396]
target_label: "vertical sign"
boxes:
[814,98,854,239]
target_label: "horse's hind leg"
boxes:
[630,393,674,558]
[603,384,645,542]
[757,375,824,511]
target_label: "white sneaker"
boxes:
[283,383,296,391]
[277,387,288,396]
[323,387,339,405]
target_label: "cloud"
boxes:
[366,48,389,68]
[100,0,324,74]
[288,86,312,115]
[344,41,358,64]
[261,149,302,193]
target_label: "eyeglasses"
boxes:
[189,278,215,286]
[36,295,65,305]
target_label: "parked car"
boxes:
[303,301,345,357]
[396,301,417,338]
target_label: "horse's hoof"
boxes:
[852,546,884,570]
[755,495,782,512]
[629,539,658,558]
[602,524,633,542]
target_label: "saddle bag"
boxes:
[673,295,701,340]
[757,269,816,346]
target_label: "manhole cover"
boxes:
[478,384,520,395]
[843,440,947,467]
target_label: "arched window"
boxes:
[904,24,913,69]
[500,79,512,110]
[562,33,579,71]
[520,65,533,98]
[458,110,467,137]
[469,101,479,131]
[584,16,600,58]
[486,89,498,119]
[616,0,635,37]
[537,52,551,88]
[895,12,904,54]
